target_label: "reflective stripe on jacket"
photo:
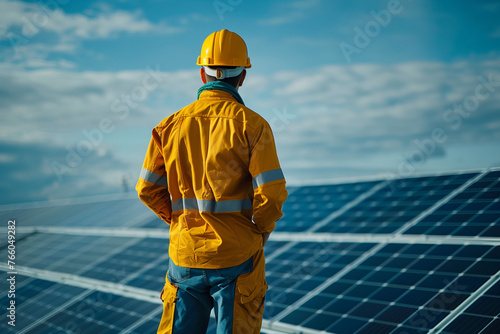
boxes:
[136,89,287,268]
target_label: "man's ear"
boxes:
[238,69,246,87]
[200,67,207,84]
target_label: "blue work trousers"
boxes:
[157,249,267,334]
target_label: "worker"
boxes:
[136,29,287,333]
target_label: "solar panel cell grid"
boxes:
[1,198,153,228]
[264,242,377,322]
[79,238,169,288]
[5,233,139,276]
[404,170,500,237]
[270,243,500,333]
[441,314,497,334]
[125,268,167,291]
[13,283,162,334]
[0,276,87,334]
[275,182,379,232]
[317,173,479,234]
[131,316,163,334]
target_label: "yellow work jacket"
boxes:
[136,88,287,268]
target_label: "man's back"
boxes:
[151,88,285,268]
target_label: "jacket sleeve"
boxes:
[249,121,288,233]
[136,128,172,224]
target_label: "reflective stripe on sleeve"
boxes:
[252,168,285,189]
[171,198,252,213]
[139,167,167,187]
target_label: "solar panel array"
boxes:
[1,168,499,334]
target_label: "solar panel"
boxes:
[316,172,479,234]
[441,280,500,334]
[264,242,377,319]
[403,170,500,237]
[1,167,499,334]
[275,181,380,232]
[267,242,499,333]
[0,274,162,334]
[1,196,160,228]
[2,233,136,274]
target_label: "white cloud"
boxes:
[0,153,16,163]
[0,0,26,36]
[50,9,180,40]
[0,0,181,70]
[1,58,500,201]
[244,60,500,174]
[0,1,178,40]
[0,67,199,146]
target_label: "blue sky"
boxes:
[1,0,500,204]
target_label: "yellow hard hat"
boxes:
[197,29,251,68]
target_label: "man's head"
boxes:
[197,29,251,89]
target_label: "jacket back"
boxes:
[137,89,287,268]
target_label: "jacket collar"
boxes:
[197,81,245,105]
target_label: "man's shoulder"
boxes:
[154,113,175,132]
[154,101,197,130]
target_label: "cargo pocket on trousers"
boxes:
[235,273,268,320]
[157,280,178,334]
